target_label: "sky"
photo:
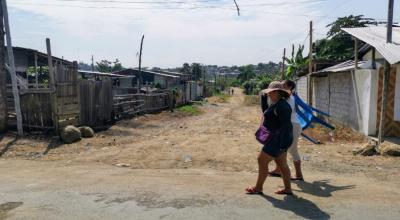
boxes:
[6,0,400,68]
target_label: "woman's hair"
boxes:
[284,80,296,91]
[277,90,290,99]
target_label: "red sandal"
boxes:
[274,189,293,195]
[245,186,263,195]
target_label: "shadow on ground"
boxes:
[0,202,23,220]
[43,137,64,155]
[260,194,330,220]
[0,136,18,157]
[293,180,355,197]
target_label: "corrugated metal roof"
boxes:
[78,70,133,78]
[113,68,181,79]
[342,26,400,64]
[315,60,367,74]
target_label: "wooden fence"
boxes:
[7,61,79,131]
[55,61,79,128]
[79,79,113,128]
[113,92,171,119]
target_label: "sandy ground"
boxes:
[1,88,400,220]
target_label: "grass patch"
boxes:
[243,95,260,106]
[177,104,202,115]
[208,93,231,103]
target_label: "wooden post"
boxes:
[46,38,59,134]
[214,74,217,91]
[136,78,140,94]
[138,34,144,91]
[372,47,376,69]
[0,2,6,133]
[354,38,359,69]
[1,0,23,135]
[281,48,286,79]
[34,52,38,88]
[202,65,206,96]
[91,55,94,72]
[378,0,394,146]
[308,21,313,105]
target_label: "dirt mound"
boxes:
[243,95,260,106]
[302,123,367,144]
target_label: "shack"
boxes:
[6,46,79,132]
[113,68,182,90]
[299,26,400,138]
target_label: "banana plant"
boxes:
[285,44,308,79]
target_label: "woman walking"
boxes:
[269,80,304,181]
[246,81,293,195]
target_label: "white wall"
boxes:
[354,69,379,135]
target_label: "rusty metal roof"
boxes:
[342,26,400,64]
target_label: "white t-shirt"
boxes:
[287,95,300,125]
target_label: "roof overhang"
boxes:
[342,27,400,65]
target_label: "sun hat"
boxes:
[261,81,291,95]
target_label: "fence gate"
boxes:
[79,79,113,128]
[55,61,79,129]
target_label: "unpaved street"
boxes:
[1,89,400,220]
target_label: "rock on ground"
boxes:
[79,126,95,138]
[60,126,81,144]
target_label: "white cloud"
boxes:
[8,0,323,67]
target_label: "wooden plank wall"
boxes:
[142,93,170,112]
[79,79,113,128]
[55,61,79,128]
[113,92,171,118]
[377,67,400,137]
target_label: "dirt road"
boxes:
[1,89,400,219]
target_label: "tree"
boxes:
[315,15,377,61]
[78,62,92,71]
[191,63,202,81]
[285,44,308,79]
[180,63,191,75]
[326,15,377,38]
[96,59,123,72]
[238,65,255,82]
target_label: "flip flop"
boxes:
[291,177,304,181]
[275,189,294,195]
[268,172,282,177]
[245,187,263,195]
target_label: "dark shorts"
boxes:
[261,138,289,158]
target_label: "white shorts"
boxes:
[288,123,302,161]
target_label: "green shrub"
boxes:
[177,105,202,115]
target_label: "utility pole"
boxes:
[1,0,23,135]
[138,34,144,92]
[281,48,286,80]
[378,0,394,146]
[308,21,313,105]
[0,0,6,133]
[91,55,94,72]
[46,38,58,134]
[202,65,206,96]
